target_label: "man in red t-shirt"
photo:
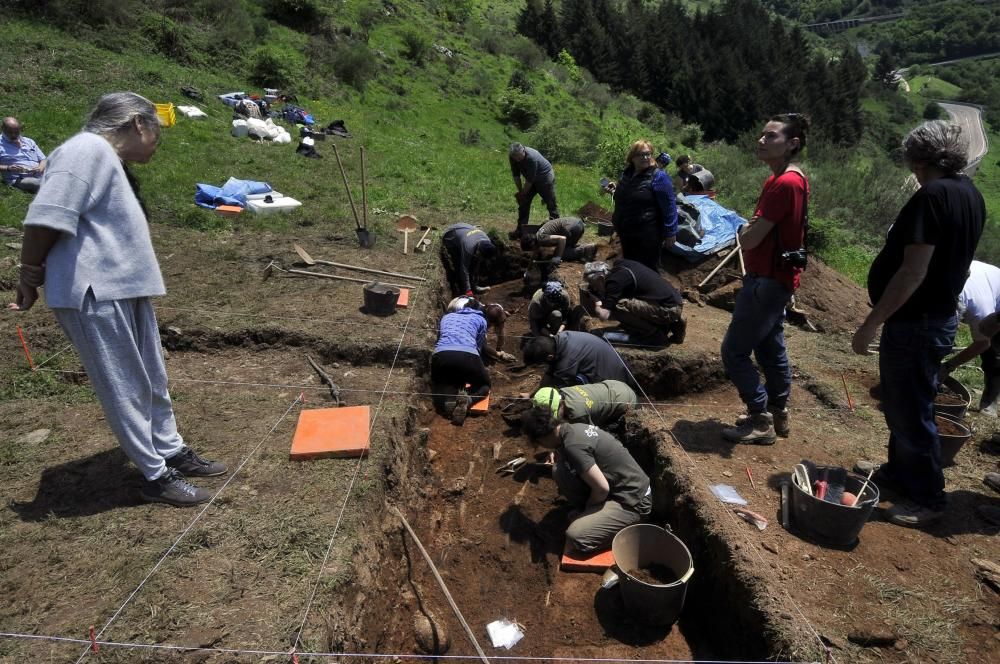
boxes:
[721,114,810,445]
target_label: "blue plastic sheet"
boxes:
[195,177,272,209]
[667,195,748,263]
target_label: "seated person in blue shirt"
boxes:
[1,117,47,193]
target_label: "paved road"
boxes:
[939,102,989,176]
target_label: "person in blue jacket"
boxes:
[432,300,514,424]
[605,139,678,271]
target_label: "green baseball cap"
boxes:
[533,387,561,417]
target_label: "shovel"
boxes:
[293,243,426,281]
[415,225,437,252]
[396,214,418,255]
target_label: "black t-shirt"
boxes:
[603,259,683,310]
[867,175,985,321]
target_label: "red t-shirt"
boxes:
[743,168,809,292]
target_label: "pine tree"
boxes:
[873,49,899,90]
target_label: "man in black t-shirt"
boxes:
[852,120,985,528]
[521,411,652,553]
[522,330,633,387]
[582,260,686,345]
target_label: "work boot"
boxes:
[452,389,470,426]
[722,411,776,445]
[473,285,491,295]
[984,472,1000,494]
[140,468,212,507]
[885,500,945,528]
[579,243,598,261]
[979,401,997,417]
[165,446,228,477]
[736,406,789,437]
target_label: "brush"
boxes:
[824,467,848,504]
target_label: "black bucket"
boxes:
[362,282,399,316]
[789,466,879,547]
[935,375,970,419]
[937,412,972,467]
[356,228,376,248]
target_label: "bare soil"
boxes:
[1,224,998,663]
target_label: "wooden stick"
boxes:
[417,226,433,246]
[842,373,855,412]
[295,246,425,281]
[360,146,368,230]
[390,505,491,664]
[332,144,362,230]
[282,266,409,289]
[735,231,746,276]
[697,244,741,288]
[306,355,341,405]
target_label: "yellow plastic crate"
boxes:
[155,103,176,128]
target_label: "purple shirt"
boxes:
[0,134,46,185]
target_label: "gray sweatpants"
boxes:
[54,291,184,480]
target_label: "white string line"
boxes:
[0,631,820,664]
[27,367,857,412]
[31,342,74,369]
[291,246,436,654]
[601,337,836,664]
[73,396,303,664]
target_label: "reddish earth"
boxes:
[1,224,998,663]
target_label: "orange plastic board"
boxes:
[216,205,242,216]
[560,541,615,572]
[397,288,410,308]
[290,406,370,460]
[463,385,489,412]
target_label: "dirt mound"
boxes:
[665,253,870,333]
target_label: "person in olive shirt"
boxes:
[852,120,986,528]
[532,381,638,428]
[531,216,596,263]
[527,280,572,337]
[521,413,651,553]
[583,260,686,345]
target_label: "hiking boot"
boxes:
[668,316,687,344]
[885,500,945,528]
[736,406,789,437]
[984,472,1000,494]
[165,446,228,477]
[979,402,997,417]
[451,390,470,426]
[579,243,598,261]
[722,411,776,445]
[140,468,211,507]
[472,285,491,295]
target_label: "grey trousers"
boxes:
[554,458,650,553]
[54,292,185,480]
[11,176,41,194]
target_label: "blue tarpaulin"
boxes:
[195,177,272,209]
[667,195,747,262]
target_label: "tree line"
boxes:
[517,0,868,145]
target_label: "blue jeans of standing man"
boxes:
[721,275,792,414]
[878,315,957,510]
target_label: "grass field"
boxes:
[908,74,962,98]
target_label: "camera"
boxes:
[780,249,808,269]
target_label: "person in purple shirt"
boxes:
[0,117,46,193]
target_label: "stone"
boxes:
[848,630,898,647]
[722,470,733,477]
[16,429,51,445]
[413,611,449,654]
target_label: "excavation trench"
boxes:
[324,256,817,662]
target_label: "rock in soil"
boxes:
[413,611,450,654]
[16,429,51,445]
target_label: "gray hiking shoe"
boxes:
[984,472,1000,494]
[140,468,211,507]
[885,500,945,528]
[452,390,470,426]
[736,406,788,437]
[579,243,598,261]
[722,411,776,445]
[165,446,228,477]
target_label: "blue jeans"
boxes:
[878,315,957,509]
[721,275,792,413]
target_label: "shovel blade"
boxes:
[293,243,316,265]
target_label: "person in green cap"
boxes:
[533,380,637,429]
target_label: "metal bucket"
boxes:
[601,524,694,626]
[937,412,971,467]
[790,467,879,547]
[362,282,399,316]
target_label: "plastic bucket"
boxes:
[935,376,970,419]
[603,524,693,626]
[937,412,971,467]
[789,467,879,547]
[363,282,399,316]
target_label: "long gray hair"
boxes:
[902,120,968,174]
[83,92,159,136]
